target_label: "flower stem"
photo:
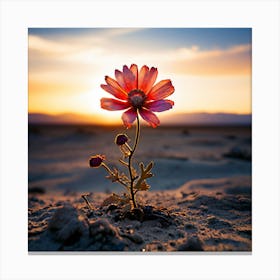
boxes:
[128,114,140,208]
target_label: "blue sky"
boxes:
[29,27,251,50]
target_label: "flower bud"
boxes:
[89,155,105,168]
[115,134,129,146]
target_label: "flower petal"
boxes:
[130,64,138,88]
[139,108,160,128]
[121,107,137,128]
[104,76,128,99]
[115,69,128,91]
[140,67,158,94]
[147,79,175,101]
[100,98,130,111]
[144,99,174,112]
[138,65,149,91]
[101,84,128,101]
[123,65,136,91]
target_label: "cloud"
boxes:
[29,35,78,54]
[28,80,92,96]
[123,44,251,76]
[166,44,251,76]
[29,29,251,79]
[28,28,143,54]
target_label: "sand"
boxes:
[28,125,251,252]
[28,125,251,193]
[28,176,251,252]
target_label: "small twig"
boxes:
[119,159,129,166]
[81,194,94,211]
[125,142,132,152]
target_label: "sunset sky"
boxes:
[28,28,251,124]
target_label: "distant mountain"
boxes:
[28,113,96,124]
[160,112,251,126]
[28,112,251,126]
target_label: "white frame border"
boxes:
[1,1,279,280]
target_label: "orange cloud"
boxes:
[28,80,91,96]
[163,44,251,76]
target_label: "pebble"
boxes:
[145,242,166,251]
[178,236,203,251]
[123,233,144,244]
[176,230,185,238]
[89,219,118,238]
[142,206,172,228]
[29,186,46,194]
[184,223,197,231]
[88,219,126,251]
[125,208,145,221]
[48,205,88,245]
[106,204,118,212]
[207,216,231,229]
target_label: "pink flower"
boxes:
[100,64,174,128]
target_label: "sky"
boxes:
[28,28,251,124]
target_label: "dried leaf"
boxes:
[135,180,150,191]
[119,159,128,166]
[120,145,130,158]
[134,161,154,192]
[131,166,138,179]
[101,193,121,206]
[139,161,154,180]
[119,172,130,184]
[105,168,118,182]
[119,193,131,204]
[101,192,131,207]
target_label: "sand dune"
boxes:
[29,176,251,252]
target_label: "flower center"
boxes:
[128,89,146,108]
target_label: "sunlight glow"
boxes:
[28,28,251,124]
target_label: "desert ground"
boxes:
[28,125,251,251]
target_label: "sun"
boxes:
[76,88,122,125]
